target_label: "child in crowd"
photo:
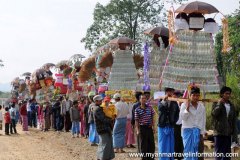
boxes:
[4,107,11,135]
[78,97,86,137]
[101,96,116,129]
[0,105,3,135]
[70,101,80,138]
[10,103,17,134]
[101,96,117,119]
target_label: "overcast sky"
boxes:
[0,0,239,85]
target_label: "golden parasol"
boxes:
[144,26,169,37]
[175,1,219,14]
[109,37,136,44]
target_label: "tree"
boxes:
[215,7,240,84]
[215,6,240,107]
[81,0,185,52]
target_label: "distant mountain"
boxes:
[0,82,11,92]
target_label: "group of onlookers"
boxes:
[0,85,238,160]
[91,86,238,160]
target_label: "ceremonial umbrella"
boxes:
[70,54,85,60]
[109,37,136,44]
[144,26,169,37]
[69,54,85,68]
[175,1,219,14]
[55,60,69,68]
[32,68,45,77]
[11,77,19,84]
[96,45,106,52]
[21,72,31,77]
[42,63,55,68]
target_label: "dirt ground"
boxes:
[1,125,232,160]
[0,125,138,160]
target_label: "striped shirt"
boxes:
[135,105,155,126]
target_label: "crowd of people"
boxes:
[0,86,238,160]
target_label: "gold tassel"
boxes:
[222,18,231,53]
[168,10,176,45]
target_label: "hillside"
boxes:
[0,91,11,98]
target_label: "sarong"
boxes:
[64,111,72,131]
[0,120,2,130]
[158,126,174,160]
[174,124,184,160]
[72,121,80,134]
[89,123,99,144]
[182,128,200,160]
[97,133,115,160]
[44,116,50,130]
[113,117,127,148]
[80,116,85,136]
[85,120,89,136]
[125,119,135,145]
[37,116,43,130]
[22,115,28,131]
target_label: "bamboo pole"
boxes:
[156,97,218,103]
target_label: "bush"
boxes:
[205,94,219,130]
[226,72,240,111]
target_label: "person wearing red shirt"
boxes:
[78,97,86,137]
[20,101,28,131]
[4,107,11,135]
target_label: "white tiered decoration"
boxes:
[108,49,138,90]
[161,30,220,92]
[149,40,168,92]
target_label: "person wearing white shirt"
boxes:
[180,87,206,160]
[61,97,72,132]
[9,104,18,134]
[112,93,129,153]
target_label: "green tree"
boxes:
[215,5,240,108]
[215,7,240,84]
[226,72,240,108]
[81,0,185,52]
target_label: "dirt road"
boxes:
[0,126,137,160]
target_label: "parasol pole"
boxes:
[156,96,218,103]
[159,1,177,90]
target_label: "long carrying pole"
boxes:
[156,97,218,103]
